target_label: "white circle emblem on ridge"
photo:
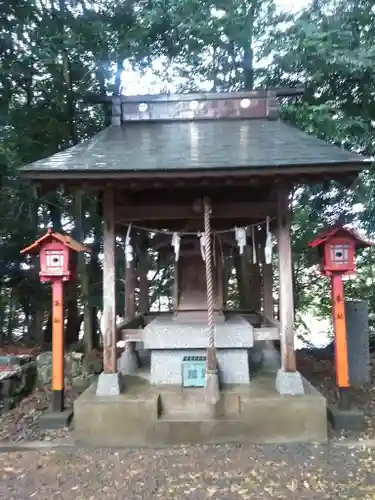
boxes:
[240,98,251,108]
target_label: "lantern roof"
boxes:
[308,225,373,249]
[20,228,90,255]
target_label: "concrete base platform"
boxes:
[327,404,365,431]
[39,409,73,429]
[73,373,327,447]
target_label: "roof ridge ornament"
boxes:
[120,90,279,123]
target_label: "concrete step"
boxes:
[159,389,241,420]
[160,389,206,409]
[160,410,214,421]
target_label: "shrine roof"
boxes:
[20,91,370,180]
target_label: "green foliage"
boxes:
[2,0,375,345]
[264,0,375,335]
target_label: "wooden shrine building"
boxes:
[20,90,370,446]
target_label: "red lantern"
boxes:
[308,225,372,277]
[20,228,90,418]
[21,227,88,283]
[308,225,372,417]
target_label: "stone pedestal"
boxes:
[118,344,138,375]
[262,341,281,372]
[143,314,254,385]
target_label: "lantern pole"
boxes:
[51,278,65,412]
[331,273,350,410]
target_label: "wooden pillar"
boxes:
[102,186,117,373]
[249,231,262,311]
[172,262,179,310]
[260,233,280,371]
[137,234,149,314]
[222,256,232,308]
[122,231,139,374]
[125,258,136,319]
[263,263,273,319]
[277,184,296,372]
[236,245,261,311]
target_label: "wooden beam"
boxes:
[253,327,280,341]
[122,329,144,342]
[277,183,296,372]
[102,186,117,373]
[117,219,272,232]
[116,202,277,222]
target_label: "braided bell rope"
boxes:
[203,197,215,349]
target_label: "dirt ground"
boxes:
[1,443,375,499]
[0,351,375,499]
[297,350,375,441]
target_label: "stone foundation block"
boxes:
[96,372,124,396]
[327,404,365,431]
[275,369,305,395]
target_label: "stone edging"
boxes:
[1,438,375,452]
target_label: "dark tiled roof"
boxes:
[20,120,368,175]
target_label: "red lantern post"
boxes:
[21,228,90,424]
[309,226,372,426]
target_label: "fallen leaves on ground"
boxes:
[1,444,375,499]
[297,349,375,441]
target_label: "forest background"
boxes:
[1,0,374,351]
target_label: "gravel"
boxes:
[1,443,375,499]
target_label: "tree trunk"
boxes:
[75,190,93,355]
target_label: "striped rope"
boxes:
[203,197,215,348]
